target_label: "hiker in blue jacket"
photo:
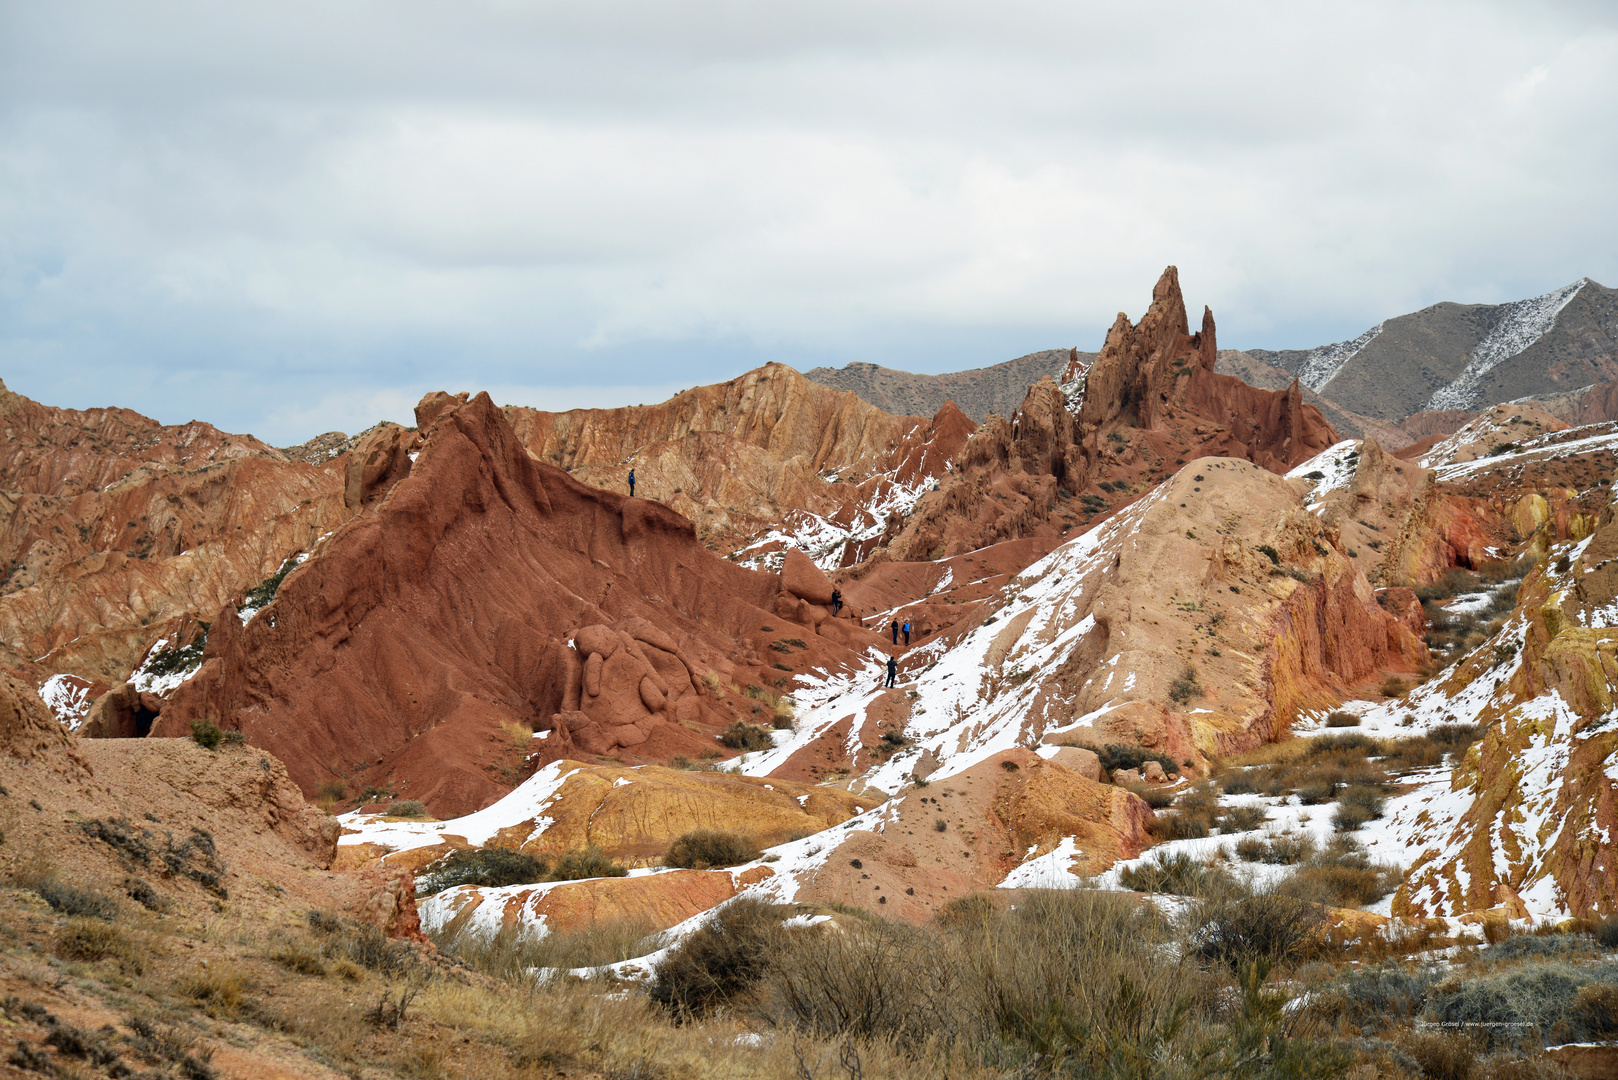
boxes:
[903,619,911,645]
[628,469,636,496]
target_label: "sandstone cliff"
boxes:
[1393,496,1618,919]
[504,363,973,569]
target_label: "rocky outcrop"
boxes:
[0,379,348,684]
[803,350,1083,423]
[153,391,882,817]
[503,363,973,564]
[882,267,1339,562]
[1394,504,1618,919]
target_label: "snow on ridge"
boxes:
[38,674,94,731]
[1426,279,1587,412]
[1295,323,1384,392]
[1285,440,1361,513]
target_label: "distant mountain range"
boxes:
[1247,277,1618,420]
[808,278,1618,442]
[804,349,1085,422]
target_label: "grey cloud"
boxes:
[1,0,1615,442]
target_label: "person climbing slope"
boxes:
[831,588,842,617]
[885,655,898,688]
[627,468,636,496]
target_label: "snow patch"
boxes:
[1426,280,1587,411]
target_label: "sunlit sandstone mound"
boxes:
[882,266,1339,561]
[154,391,887,817]
[0,379,347,684]
[1392,500,1618,919]
[503,362,973,567]
[812,458,1429,789]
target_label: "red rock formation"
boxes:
[154,391,883,817]
[885,267,1339,561]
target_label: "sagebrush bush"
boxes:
[416,848,553,896]
[1325,711,1360,728]
[663,829,760,870]
[387,800,427,819]
[1189,892,1323,971]
[54,919,146,974]
[35,880,119,920]
[1118,851,1234,897]
[718,722,773,751]
[650,899,787,1019]
[1097,743,1180,776]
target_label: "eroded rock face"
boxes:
[0,379,347,684]
[153,391,883,817]
[503,363,973,562]
[884,267,1339,561]
[1394,509,1618,919]
[856,458,1429,783]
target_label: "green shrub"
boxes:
[243,554,303,609]
[663,829,760,870]
[1257,544,1281,565]
[1168,666,1202,705]
[387,800,428,819]
[190,719,223,750]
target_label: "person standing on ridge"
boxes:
[902,619,911,645]
[885,655,898,688]
[627,468,636,496]
[890,619,899,645]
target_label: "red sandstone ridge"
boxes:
[0,378,348,685]
[881,267,1339,561]
[502,363,973,568]
[154,391,887,817]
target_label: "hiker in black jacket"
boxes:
[885,656,898,688]
[890,619,899,645]
[831,589,842,617]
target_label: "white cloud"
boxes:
[1,0,1615,442]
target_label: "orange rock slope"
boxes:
[0,378,347,685]
[503,362,973,567]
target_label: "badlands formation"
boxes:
[5,266,1618,1077]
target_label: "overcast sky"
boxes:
[3,1,1615,444]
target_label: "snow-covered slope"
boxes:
[1426,279,1588,411]
[1297,324,1385,393]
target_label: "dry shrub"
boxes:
[388,800,428,819]
[650,898,787,1019]
[1118,851,1235,897]
[1126,784,1176,810]
[268,936,327,976]
[34,880,119,920]
[1217,804,1269,833]
[1325,711,1361,728]
[175,964,252,1018]
[54,918,147,974]
[718,721,773,751]
[1392,1029,1475,1080]
[1276,837,1401,908]
[307,909,417,977]
[663,829,760,870]
[416,848,551,895]
[442,918,656,978]
[1189,892,1324,971]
